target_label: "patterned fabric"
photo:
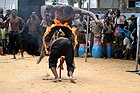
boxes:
[43,19,78,54]
[1,28,6,39]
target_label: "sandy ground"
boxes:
[0,53,140,93]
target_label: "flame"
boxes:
[42,19,78,54]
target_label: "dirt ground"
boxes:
[0,53,140,93]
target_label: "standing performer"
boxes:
[37,4,99,83]
[37,4,99,62]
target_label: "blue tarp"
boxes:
[118,28,131,38]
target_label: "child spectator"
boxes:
[115,33,131,60]
[0,22,7,55]
[122,33,131,60]
[0,18,3,54]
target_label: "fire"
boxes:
[42,19,78,54]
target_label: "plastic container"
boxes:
[106,43,112,58]
[92,41,103,58]
[78,44,86,57]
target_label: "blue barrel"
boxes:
[78,44,86,57]
[92,41,103,58]
[106,43,112,58]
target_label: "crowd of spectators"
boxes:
[73,9,138,60]
[0,8,11,55]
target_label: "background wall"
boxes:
[99,0,120,8]
[18,0,45,21]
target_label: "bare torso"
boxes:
[10,17,21,31]
[26,17,41,34]
[55,10,73,22]
[41,4,99,27]
[6,16,25,32]
[45,5,75,23]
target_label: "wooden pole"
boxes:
[59,56,64,79]
[85,0,90,62]
[135,17,140,71]
[126,17,140,73]
[4,0,6,12]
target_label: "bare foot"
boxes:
[59,78,62,82]
[21,57,24,59]
[36,59,41,64]
[69,77,76,84]
[12,57,16,59]
[36,54,45,64]
[53,78,61,83]
[42,74,50,80]
[46,73,50,77]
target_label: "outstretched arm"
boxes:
[73,7,99,22]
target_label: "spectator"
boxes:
[74,16,86,57]
[0,20,7,55]
[114,10,125,28]
[113,33,124,59]
[0,8,4,20]
[5,9,25,59]
[102,19,114,58]
[122,33,131,60]
[3,10,11,21]
[0,17,3,54]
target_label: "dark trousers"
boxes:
[2,39,7,54]
[114,48,123,59]
[9,31,23,54]
[49,38,75,73]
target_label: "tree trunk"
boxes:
[78,0,82,8]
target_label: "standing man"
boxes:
[37,4,99,82]
[5,9,25,59]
